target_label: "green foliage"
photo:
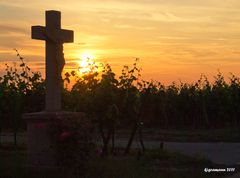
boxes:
[0,50,45,134]
[63,59,143,155]
[1,52,240,132]
[1,49,44,95]
[50,113,94,177]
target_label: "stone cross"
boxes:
[31,10,74,111]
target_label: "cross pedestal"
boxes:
[23,11,86,177]
[24,111,86,178]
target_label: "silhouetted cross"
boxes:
[31,10,74,111]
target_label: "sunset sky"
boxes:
[0,0,240,84]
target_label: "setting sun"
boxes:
[78,53,98,74]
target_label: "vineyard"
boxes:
[1,52,240,136]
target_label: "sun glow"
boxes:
[78,53,98,74]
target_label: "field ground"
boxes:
[1,128,240,177]
[0,146,237,178]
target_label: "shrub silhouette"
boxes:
[1,52,240,147]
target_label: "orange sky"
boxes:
[0,0,240,85]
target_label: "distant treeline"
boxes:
[1,53,240,134]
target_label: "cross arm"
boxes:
[60,29,74,43]
[32,26,46,40]
[31,26,73,43]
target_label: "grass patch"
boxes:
[86,148,227,178]
[86,156,157,178]
[142,149,215,171]
[0,146,233,178]
[0,150,27,178]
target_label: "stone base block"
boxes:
[23,111,86,176]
